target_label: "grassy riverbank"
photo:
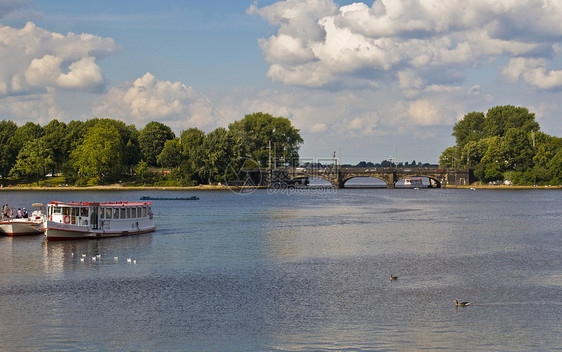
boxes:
[449,184,561,190]
[1,183,560,191]
[0,175,260,191]
[0,184,263,191]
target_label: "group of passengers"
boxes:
[1,204,28,219]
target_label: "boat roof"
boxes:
[47,201,152,207]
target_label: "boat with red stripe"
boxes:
[0,203,46,236]
[44,201,155,240]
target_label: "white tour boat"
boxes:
[0,203,46,236]
[44,201,155,240]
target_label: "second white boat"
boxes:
[44,201,156,240]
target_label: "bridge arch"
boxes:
[342,176,387,188]
[395,176,441,188]
[307,176,336,187]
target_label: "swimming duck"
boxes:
[454,299,470,306]
[390,275,398,280]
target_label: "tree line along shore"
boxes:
[1,184,560,191]
[1,112,302,188]
[440,105,561,186]
[1,105,561,188]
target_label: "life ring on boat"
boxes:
[63,215,70,224]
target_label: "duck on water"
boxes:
[454,299,470,306]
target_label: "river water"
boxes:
[0,188,560,351]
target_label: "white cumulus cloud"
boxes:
[502,58,562,90]
[251,0,562,90]
[0,21,116,95]
[93,72,220,130]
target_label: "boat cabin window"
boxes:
[52,206,62,215]
[131,207,136,218]
[71,207,78,216]
[127,208,131,218]
[62,207,70,216]
[138,207,142,217]
[120,208,126,219]
[100,208,105,219]
[113,208,119,219]
[105,208,112,219]
[80,207,89,217]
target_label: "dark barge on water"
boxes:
[140,196,199,201]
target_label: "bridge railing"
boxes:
[338,167,469,173]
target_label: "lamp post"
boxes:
[268,140,272,185]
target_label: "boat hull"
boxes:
[44,222,156,240]
[0,221,44,236]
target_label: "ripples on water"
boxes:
[0,189,561,351]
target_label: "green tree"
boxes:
[8,121,45,177]
[180,127,206,181]
[139,121,175,166]
[460,140,488,168]
[452,112,485,150]
[60,120,87,182]
[0,120,19,179]
[124,139,141,175]
[135,160,151,185]
[157,138,182,169]
[533,132,561,168]
[63,120,87,152]
[42,120,66,175]
[198,127,233,184]
[11,122,44,152]
[228,112,303,167]
[71,120,123,183]
[483,162,504,182]
[440,105,561,184]
[546,149,562,183]
[483,105,539,138]
[439,146,459,168]
[479,136,506,182]
[10,139,54,178]
[85,118,141,174]
[502,128,534,172]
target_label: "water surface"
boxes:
[1,188,560,351]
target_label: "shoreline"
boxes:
[1,184,560,191]
[447,184,561,190]
[0,184,258,191]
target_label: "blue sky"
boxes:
[1,0,562,164]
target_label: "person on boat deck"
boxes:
[22,208,28,218]
[16,208,22,218]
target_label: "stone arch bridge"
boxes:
[281,167,475,188]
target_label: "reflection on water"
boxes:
[0,189,561,351]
